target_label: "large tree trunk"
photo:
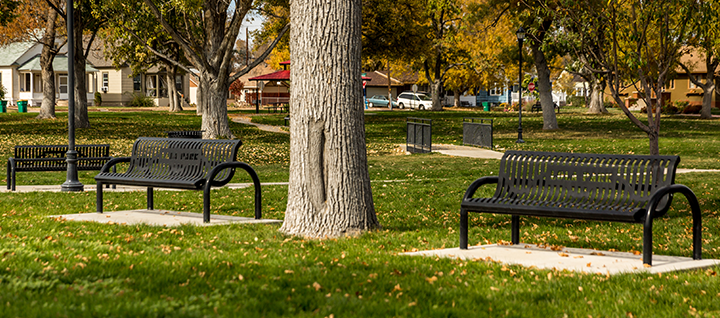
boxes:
[36,8,57,120]
[453,89,461,107]
[531,42,558,130]
[281,0,379,238]
[199,74,232,139]
[701,85,714,119]
[430,79,442,110]
[587,78,608,114]
[167,66,182,112]
[73,20,89,128]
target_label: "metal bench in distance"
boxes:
[6,144,113,191]
[460,150,702,265]
[94,137,261,223]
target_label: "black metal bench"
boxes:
[531,102,560,113]
[167,130,204,139]
[94,137,261,223]
[6,144,112,191]
[460,150,702,265]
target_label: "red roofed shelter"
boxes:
[249,61,370,113]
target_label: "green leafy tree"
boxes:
[135,0,288,138]
[678,0,720,119]
[103,0,188,112]
[0,0,19,26]
[562,0,694,155]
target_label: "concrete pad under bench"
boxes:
[402,243,720,275]
[49,209,283,227]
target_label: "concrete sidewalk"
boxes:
[49,209,282,227]
[402,243,720,275]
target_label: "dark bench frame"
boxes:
[94,137,261,223]
[531,102,560,113]
[7,144,113,191]
[460,150,702,265]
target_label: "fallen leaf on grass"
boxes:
[313,282,322,291]
[425,276,438,284]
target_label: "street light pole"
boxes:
[516,27,525,144]
[61,0,83,192]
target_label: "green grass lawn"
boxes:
[0,109,719,317]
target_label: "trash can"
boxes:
[0,101,6,113]
[482,102,490,112]
[17,100,27,113]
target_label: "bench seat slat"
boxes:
[462,197,641,223]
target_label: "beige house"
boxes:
[86,43,191,107]
[609,49,720,108]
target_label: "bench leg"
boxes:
[511,215,520,245]
[643,219,653,266]
[96,181,103,213]
[147,187,154,210]
[460,209,468,249]
[6,160,10,190]
[203,185,211,223]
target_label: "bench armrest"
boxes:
[644,183,702,262]
[463,176,499,200]
[99,157,130,173]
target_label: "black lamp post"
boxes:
[61,0,83,192]
[516,27,525,144]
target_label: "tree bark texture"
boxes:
[531,42,558,130]
[37,8,58,120]
[587,78,607,114]
[199,73,232,138]
[73,16,89,128]
[281,0,379,238]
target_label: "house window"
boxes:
[34,75,42,93]
[689,76,705,89]
[102,73,109,91]
[489,84,501,96]
[175,75,183,92]
[87,74,93,93]
[575,87,585,97]
[159,76,168,98]
[146,75,157,97]
[21,73,31,92]
[133,75,142,92]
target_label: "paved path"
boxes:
[229,114,288,134]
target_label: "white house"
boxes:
[0,39,192,108]
[0,41,98,107]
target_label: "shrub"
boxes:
[663,105,678,115]
[682,104,702,114]
[0,84,6,101]
[567,96,585,107]
[128,93,155,107]
[603,101,616,109]
[94,92,102,107]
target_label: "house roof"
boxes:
[249,70,290,81]
[364,71,403,87]
[0,42,36,66]
[17,55,99,72]
[676,48,720,74]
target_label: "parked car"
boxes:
[366,95,397,108]
[396,92,433,110]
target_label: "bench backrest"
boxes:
[127,137,241,185]
[496,151,679,215]
[13,144,110,170]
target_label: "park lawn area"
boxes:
[0,110,719,317]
